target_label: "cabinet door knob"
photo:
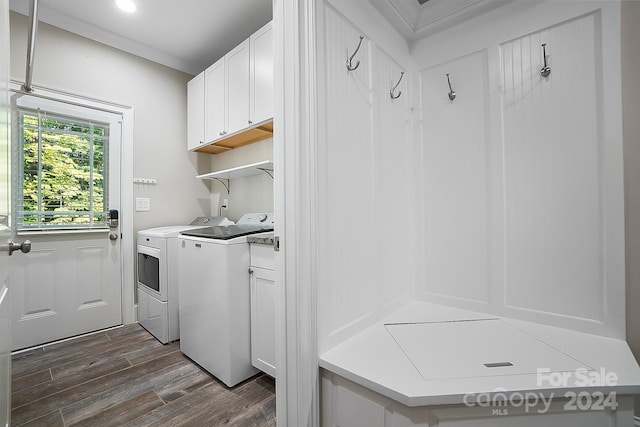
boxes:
[248,268,254,275]
[219,131,224,136]
[248,120,253,125]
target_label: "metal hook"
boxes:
[540,43,551,78]
[390,71,405,99]
[446,73,456,101]
[347,36,364,71]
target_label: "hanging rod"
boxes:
[390,71,404,100]
[213,178,230,194]
[22,0,39,93]
[346,36,364,71]
[446,73,456,101]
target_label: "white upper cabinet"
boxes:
[186,71,205,151]
[226,39,251,135]
[250,21,274,125]
[204,57,226,143]
[187,21,274,154]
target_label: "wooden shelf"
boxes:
[197,160,274,180]
[194,121,273,155]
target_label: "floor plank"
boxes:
[11,323,276,427]
[66,391,165,427]
[12,356,132,410]
[12,369,52,393]
[12,351,186,425]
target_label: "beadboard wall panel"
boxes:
[319,5,378,349]
[420,50,493,305]
[501,13,605,322]
[317,4,414,353]
[374,47,414,309]
[412,1,624,338]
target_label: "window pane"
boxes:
[18,110,109,230]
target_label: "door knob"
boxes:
[109,232,119,241]
[8,240,31,256]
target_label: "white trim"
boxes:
[17,228,109,236]
[275,0,320,424]
[9,82,135,326]
[10,323,127,355]
[120,106,134,325]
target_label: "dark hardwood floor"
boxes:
[10,324,276,426]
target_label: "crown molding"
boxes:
[369,0,513,41]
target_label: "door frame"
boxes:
[8,82,135,326]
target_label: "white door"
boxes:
[0,0,12,421]
[10,94,122,350]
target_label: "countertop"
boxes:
[319,300,640,407]
[247,233,274,246]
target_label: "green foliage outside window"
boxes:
[19,110,109,229]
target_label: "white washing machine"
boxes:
[137,216,233,344]
[177,213,274,387]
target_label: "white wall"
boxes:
[9,12,213,234]
[412,1,625,339]
[315,0,629,355]
[208,137,274,222]
[315,0,416,354]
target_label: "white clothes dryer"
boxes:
[137,216,233,344]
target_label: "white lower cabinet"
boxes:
[321,371,634,427]
[249,243,276,377]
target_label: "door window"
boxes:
[16,108,109,230]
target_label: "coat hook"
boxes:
[446,73,456,101]
[540,43,551,78]
[347,35,364,71]
[390,71,405,99]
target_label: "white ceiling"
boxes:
[8,0,273,76]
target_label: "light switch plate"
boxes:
[136,197,151,212]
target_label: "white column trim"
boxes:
[274,0,319,425]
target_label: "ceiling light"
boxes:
[115,0,136,13]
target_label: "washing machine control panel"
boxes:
[237,213,274,226]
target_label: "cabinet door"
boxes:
[250,21,273,125]
[250,266,276,377]
[204,57,226,142]
[226,38,250,135]
[186,71,205,150]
